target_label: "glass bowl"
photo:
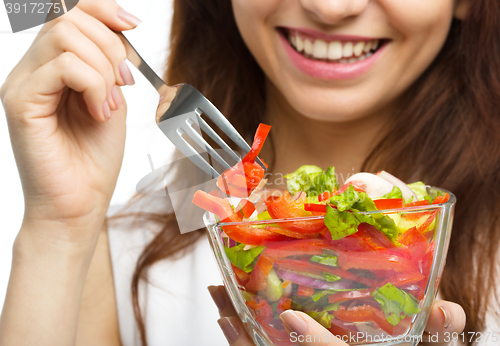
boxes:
[204,186,455,346]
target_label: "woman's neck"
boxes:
[260,81,393,187]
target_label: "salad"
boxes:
[193,124,450,345]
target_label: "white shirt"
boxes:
[107,197,226,346]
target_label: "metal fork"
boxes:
[116,32,265,178]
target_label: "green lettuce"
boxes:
[224,244,265,273]
[285,165,339,197]
[306,310,335,328]
[382,186,403,199]
[372,283,421,326]
[310,254,338,267]
[407,182,429,202]
[325,185,400,242]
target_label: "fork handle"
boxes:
[116,32,166,91]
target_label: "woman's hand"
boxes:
[209,286,466,346]
[0,0,140,247]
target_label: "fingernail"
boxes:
[111,86,124,109]
[208,286,226,311]
[439,305,452,329]
[280,310,307,336]
[119,60,135,86]
[103,100,111,120]
[117,8,142,28]
[218,317,240,344]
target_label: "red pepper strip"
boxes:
[277,297,292,315]
[235,199,256,219]
[333,305,394,336]
[274,259,376,287]
[374,198,404,210]
[297,285,315,297]
[328,288,374,303]
[266,192,325,234]
[264,226,320,239]
[381,271,425,287]
[192,191,287,245]
[417,210,437,233]
[263,239,331,258]
[318,191,331,202]
[337,251,419,273]
[356,223,397,251]
[242,124,271,164]
[304,203,328,213]
[337,182,366,194]
[432,193,450,204]
[246,255,274,292]
[254,300,274,320]
[405,200,429,207]
[327,234,375,252]
[400,227,429,260]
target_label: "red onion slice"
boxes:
[276,269,356,290]
[377,170,417,202]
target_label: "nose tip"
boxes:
[299,0,370,24]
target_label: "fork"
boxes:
[116,32,265,179]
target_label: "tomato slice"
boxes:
[334,305,394,335]
[374,198,404,210]
[318,191,331,202]
[263,239,331,258]
[337,182,366,194]
[246,255,274,292]
[231,263,250,286]
[266,192,325,233]
[356,223,396,251]
[327,289,374,303]
[432,193,450,204]
[404,200,429,207]
[382,271,425,287]
[277,297,292,315]
[337,250,419,273]
[400,226,429,260]
[264,226,320,239]
[297,285,315,297]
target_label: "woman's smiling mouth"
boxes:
[278,27,389,80]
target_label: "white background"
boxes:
[0,0,176,312]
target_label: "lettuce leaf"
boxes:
[407,182,429,202]
[372,283,421,326]
[285,165,339,197]
[224,244,265,273]
[382,186,403,199]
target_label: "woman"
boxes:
[0,0,498,345]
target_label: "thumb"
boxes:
[280,310,348,346]
[423,300,466,344]
[77,0,142,31]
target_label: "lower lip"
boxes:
[279,32,387,80]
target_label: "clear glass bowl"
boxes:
[204,186,455,346]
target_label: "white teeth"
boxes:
[296,36,304,52]
[312,39,328,59]
[288,32,381,64]
[304,39,313,55]
[342,42,353,58]
[328,41,342,60]
[363,40,372,53]
[353,42,364,57]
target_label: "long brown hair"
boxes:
[118,1,500,345]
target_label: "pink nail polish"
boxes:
[119,60,135,86]
[111,86,124,109]
[218,318,240,344]
[280,310,308,336]
[117,8,142,28]
[103,100,111,120]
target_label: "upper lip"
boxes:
[280,26,385,42]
